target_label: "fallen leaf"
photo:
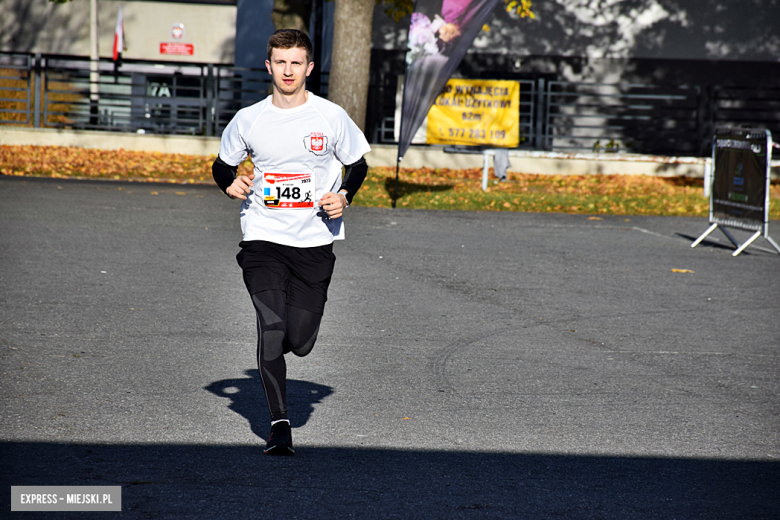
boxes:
[400,417,412,420]
[671,269,694,273]
[588,216,602,220]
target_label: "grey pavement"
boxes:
[1,175,779,519]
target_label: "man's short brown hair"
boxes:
[267,29,313,63]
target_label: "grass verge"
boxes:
[2,144,778,219]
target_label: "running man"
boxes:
[211,29,370,455]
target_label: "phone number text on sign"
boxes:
[426,79,519,147]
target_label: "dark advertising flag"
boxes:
[397,0,501,161]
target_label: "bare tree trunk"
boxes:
[329,0,374,132]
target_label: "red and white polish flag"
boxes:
[112,7,124,61]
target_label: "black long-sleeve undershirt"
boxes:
[212,156,237,195]
[338,157,368,204]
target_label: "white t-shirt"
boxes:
[219,93,371,248]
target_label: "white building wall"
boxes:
[1,0,236,64]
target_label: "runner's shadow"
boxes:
[204,370,333,439]
[385,177,454,198]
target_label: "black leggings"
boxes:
[251,289,323,422]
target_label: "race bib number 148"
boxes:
[262,172,314,209]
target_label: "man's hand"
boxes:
[226,173,255,200]
[320,191,347,219]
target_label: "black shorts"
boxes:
[236,240,336,315]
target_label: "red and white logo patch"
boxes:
[304,133,328,156]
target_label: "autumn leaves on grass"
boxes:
[360,166,768,218]
[0,145,252,183]
[2,145,778,218]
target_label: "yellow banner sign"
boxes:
[426,79,520,147]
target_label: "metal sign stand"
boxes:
[691,128,780,257]
[691,221,780,256]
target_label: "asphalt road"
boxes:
[1,176,779,519]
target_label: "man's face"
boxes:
[438,23,461,43]
[265,46,314,97]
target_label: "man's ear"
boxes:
[265,60,272,75]
[306,61,315,77]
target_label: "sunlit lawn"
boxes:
[357,166,780,219]
[2,145,778,219]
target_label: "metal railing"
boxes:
[41,55,209,134]
[0,53,277,137]
[710,86,780,138]
[2,52,779,156]
[373,79,779,156]
[543,81,703,155]
[0,54,34,126]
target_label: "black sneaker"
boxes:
[264,421,295,455]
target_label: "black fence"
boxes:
[0,53,280,137]
[542,81,703,155]
[2,52,779,157]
